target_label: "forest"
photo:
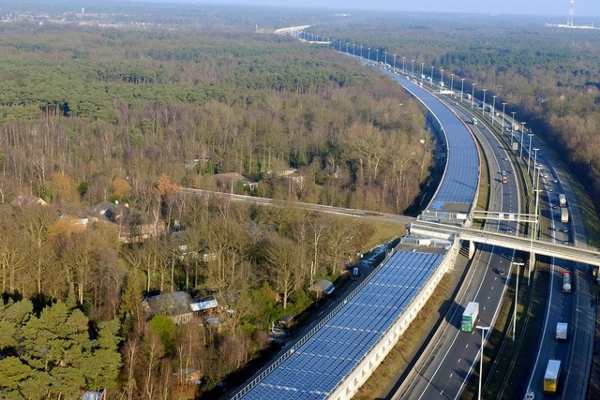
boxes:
[313,13,600,205]
[0,7,430,399]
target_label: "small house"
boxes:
[213,172,258,193]
[174,368,203,385]
[82,391,104,400]
[143,291,195,325]
[311,279,335,298]
[190,295,219,313]
[12,195,48,208]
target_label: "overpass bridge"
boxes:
[180,187,417,225]
[273,25,311,35]
[410,220,600,267]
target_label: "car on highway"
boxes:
[494,267,506,276]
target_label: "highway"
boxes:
[445,90,595,398]
[389,72,521,400]
[520,131,596,399]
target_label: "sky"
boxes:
[158,0,600,17]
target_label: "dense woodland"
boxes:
[0,9,431,399]
[315,14,600,205]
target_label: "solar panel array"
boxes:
[239,250,444,400]
[396,77,479,213]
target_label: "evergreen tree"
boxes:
[0,299,121,400]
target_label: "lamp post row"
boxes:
[329,35,533,160]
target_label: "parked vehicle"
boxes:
[562,271,572,293]
[461,302,479,333]
[543,360,561,394]
[556,322,568,341]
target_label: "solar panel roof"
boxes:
[238,250,444,400]
[395,77,479,214]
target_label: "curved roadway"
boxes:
[389,73,521,400]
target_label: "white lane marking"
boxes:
[526,168,558,394]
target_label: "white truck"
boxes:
[461,302,479,333]
[562,272,572,293]
[556,322,568,341]
[544,360,561,394]
[561,207,569,224]
[559,193,567,207]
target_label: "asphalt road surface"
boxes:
[390,74,521,400]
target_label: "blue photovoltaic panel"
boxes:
[395,77,479,213]
[239,250,444,400]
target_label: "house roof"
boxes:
[190,295,219,312]
[213,172,250,183]
[145,291,193,317]
[82,392,104,400]
[12,195,48,207]
[311,279,335,295]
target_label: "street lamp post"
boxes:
[471,84,477,108]
[511,112,516,148]
[530,185,544,283]
[461,78,465,102]
[411,59,415,77]
[440,68,444,87]
[476,325,491,400]
[431,65,434,83]
[482,89,487,115]
[512,262,525,341]
[421,62,425,82]
[450,74,455,93]
[502,102,507,130]
[402,57,405,73]
[527,133,534,172]
[520,123,527,159]
[531,147,539,177]
[492,96,497,126]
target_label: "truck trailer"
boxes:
[544,359,561,394]
[556,322,568,341]
[561,207,569,224]
[461,301,479,333]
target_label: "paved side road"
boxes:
[180,187,416,225]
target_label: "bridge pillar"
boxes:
[468,240,476,260]
[527,251,536,283]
